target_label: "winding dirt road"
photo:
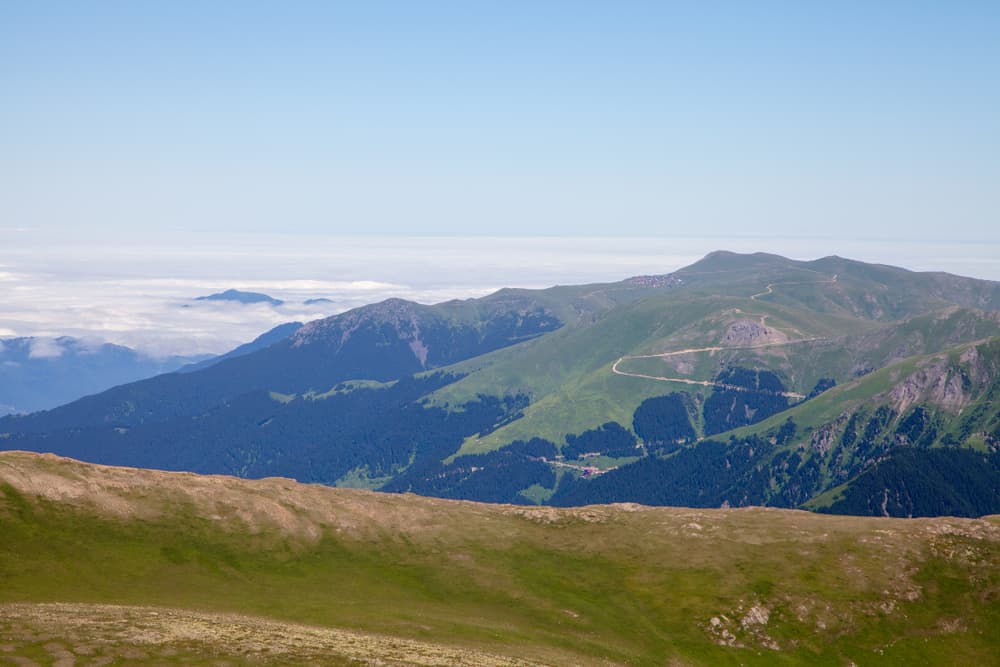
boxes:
[610,274,839,399]
[611,341,817,399]
[750,274,838,301]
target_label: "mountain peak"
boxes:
[195,289,284,306]
[677,250,795,274]
[292,298,423,341]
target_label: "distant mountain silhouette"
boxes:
[0,337,206,415]
[195,289,284,306]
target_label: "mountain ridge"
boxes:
[3,251,1000,517]
[178,321,303,373]
[1,450,998,665]
[0,336,207,416]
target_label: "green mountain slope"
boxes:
[0,274,670,435]
[545,335,1000,513]
[2,452,998,666]
[437,283,1000,456]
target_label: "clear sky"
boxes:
[3,2,998,240]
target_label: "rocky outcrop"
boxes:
[722,319,788,347]
[809,414,850,455]
[888,342,998,415]
[292,298,424,350]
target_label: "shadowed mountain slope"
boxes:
[0,275,677,435]
[0,337,206,416]
[178,321,303,373]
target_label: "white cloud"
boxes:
[2,232,1000,358]
[28,338,66,359]
[110,278,403,293]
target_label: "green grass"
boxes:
[573,454,641,470]
[332,465,394,489]
[442,294,853,453]
[731,335,1000,445]
[2,453,999,665]
[517,483,554,504]
[303,378,397,400]
[432,279,1000,456]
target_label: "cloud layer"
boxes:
[3,231,1000,357]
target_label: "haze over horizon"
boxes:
[4,230,1000,357]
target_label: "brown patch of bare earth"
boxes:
[0,603,539,667]
[0,451,467,543]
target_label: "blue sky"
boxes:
[2,2,999,239]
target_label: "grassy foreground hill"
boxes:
[2,451,999,666]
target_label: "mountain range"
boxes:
[0,337,208,416]
[2,251,999,517]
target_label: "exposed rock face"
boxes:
[959,345,993,386]
[889,361,945,413]
[722,319,788,347]
[409,338,430,367]
[741,605,770,628]
[625,273,683,288]
[292,298,423,350]
[810,415,849,455]
[888,343,997,414]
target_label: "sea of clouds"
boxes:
[3,230,1000,358]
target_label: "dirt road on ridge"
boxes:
[610,275,839,399]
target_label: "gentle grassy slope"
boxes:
[430,250,1000,457]
[2,452,998,666]
[438,292,862,454]
[439,291,1000,456]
